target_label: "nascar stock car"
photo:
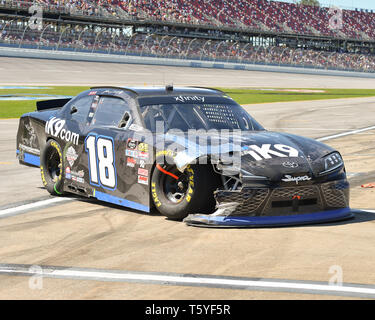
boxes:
[16,86,353,227]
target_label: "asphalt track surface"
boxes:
[0,57,375,300]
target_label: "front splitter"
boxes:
[183,208,354,228]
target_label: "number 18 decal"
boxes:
[85,134,117,190]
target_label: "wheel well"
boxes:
[150,156,223,192]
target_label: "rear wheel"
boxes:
[40,139,65,196]
[151,162,219,220]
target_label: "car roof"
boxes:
[90,86,225,97]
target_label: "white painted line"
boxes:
[0,197,73,217]
[1,264,375,298]
[360,209,375,213]
[49,270,375,296]
[317,125,375,142]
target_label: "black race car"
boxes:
[16,86,353,227]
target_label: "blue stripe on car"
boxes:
[186,208,353,227]
[94,190,149,213]
[17,150,40,167]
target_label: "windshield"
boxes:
[140,103,264,132]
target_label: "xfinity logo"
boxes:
[45,117,79,145]
[242,144,299,161]
[174,96,205,103]
[282,175,311,184]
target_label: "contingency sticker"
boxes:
[138,175,148,185]
[125,138,139,158]
[66,146,78,167]
[138,168,149,177]
[127,157,136,167]
[138,142,149,160]
[65,167,71,179]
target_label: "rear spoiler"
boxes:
[36,98,71,111]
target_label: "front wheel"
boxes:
[40,139,65,196]
[151,163,219,220]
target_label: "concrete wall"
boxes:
[1,46,375,79]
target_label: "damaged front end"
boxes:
[166,131,353,228]
[183,162,353,228]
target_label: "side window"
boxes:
[69,95,94,123]
[91,96,130,127]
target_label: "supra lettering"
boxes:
[282,174,312,184]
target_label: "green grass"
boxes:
[220,88,375,105]
[1,86,375,118]
[0,86,89,118]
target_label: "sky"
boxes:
[280,0,375,10]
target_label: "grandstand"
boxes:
[1,0,375,72]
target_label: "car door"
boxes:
[82,94,150,212]
[59,93,97,194]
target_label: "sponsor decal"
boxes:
[65,167,71,179]
[138,143,148,153]
[125,149,138,158]
[102,89,123,95]
[281,175,312,184]
[138,152,149,160]
[174,95,205,103]
[137,143,149,160]
[139,159,146,168]
[138,175,148,185]
[242,144,299,161]
[88,91,97,96]
[282,161,299,168]
[138,168,149,177]
[23,123,37,147]
[125,138,139,158]
[127,138,138,150]
[45,117,79,145]
[71,170,84,178]
[66,146,78,167]
[126,157,136,167]
[72,176,84,184]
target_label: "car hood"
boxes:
[160,130,335,181]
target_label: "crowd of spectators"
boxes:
[1,0,375,72]
[2,0,375,40]
[1,21,375,72]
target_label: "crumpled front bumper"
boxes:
[184,207,354,228]
[184,179,353,227]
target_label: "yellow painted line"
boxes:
[0,162,13,165]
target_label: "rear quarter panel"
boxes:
[16,109,58,167]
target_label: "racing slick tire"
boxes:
[40,139,65,196]
[151,161,220,220]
